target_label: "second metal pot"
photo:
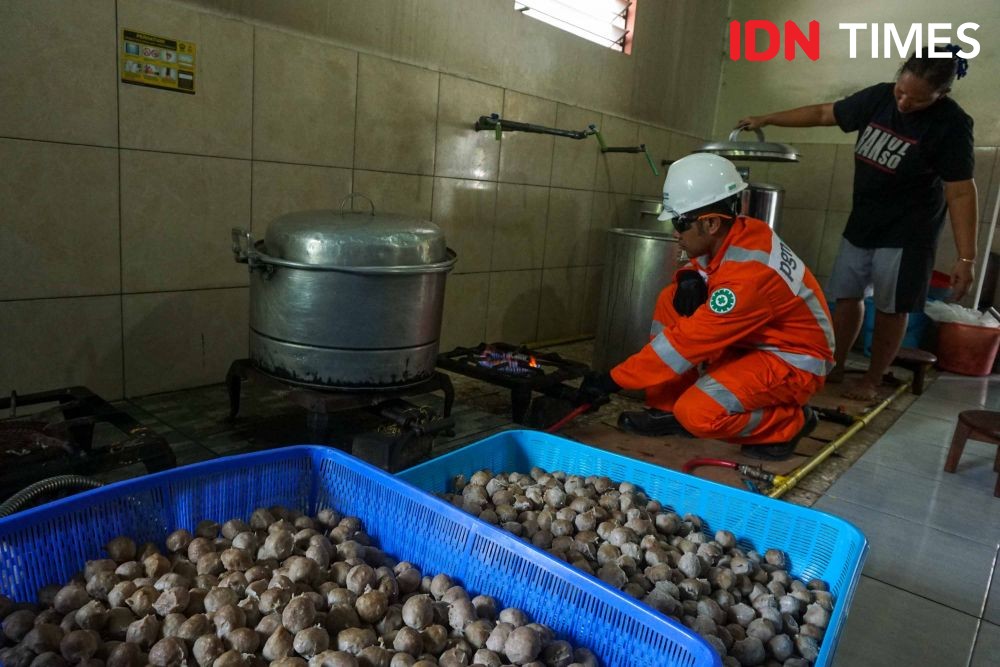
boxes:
[741,183,784,231]
[593,228,681,373]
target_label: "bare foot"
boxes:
[827,365,846,384]
[841,380,879,402]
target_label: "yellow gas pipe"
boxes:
[766,382,911,498]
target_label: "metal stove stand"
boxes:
[225,359,455,471]
[0,386,174,499]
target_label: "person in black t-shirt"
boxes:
[736,46,977,401]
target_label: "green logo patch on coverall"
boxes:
[709,288,736,314]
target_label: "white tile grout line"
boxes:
[966,546,999,667]
[820,489,1000,549]
[965,620,980,667]
[863,573,993,625]
[979,544,1000,618]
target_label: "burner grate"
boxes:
[475,346,543,376]
[437,342,589,423]
[0,386,175,500]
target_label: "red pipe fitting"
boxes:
[682,457,739,474]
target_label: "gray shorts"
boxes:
[825,238,934,314]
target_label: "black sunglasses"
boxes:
[672,214,697,233]
[673,212,732,233]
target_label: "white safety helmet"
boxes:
[658,153,748,221]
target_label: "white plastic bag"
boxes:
[924,300,1000,327]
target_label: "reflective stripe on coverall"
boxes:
[610,217,835,445]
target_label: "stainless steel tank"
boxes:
[741,183,784,231]
[593,228,681,373]
[232,195,456,388]
[626,197,667,231]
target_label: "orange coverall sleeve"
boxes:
[610,280,774,391]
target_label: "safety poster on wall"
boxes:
[120,29,196,94]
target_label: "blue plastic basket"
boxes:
[0,446,718,667]
[399,430,869,667]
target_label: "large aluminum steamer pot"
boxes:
[232,195,456,388]
[593,228,681,373]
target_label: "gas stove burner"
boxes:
[437,342,590,423]
[476,346,542,376]
[0,386,174,500]
[0,421,73,456]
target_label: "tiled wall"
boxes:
[0,0,721,399]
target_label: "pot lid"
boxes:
[263,194,448,267]
[695,128,800,163]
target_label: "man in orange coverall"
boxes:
[578,153,835,460]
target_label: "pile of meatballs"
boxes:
[0,506,599,667]
[440,468,831,667]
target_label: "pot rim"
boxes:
[251,242,457,275]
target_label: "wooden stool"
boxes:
[892,348,937,395]
[944,410,1000,497]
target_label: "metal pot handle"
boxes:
[231,227,253,263]
[233,228,274,276]
[339,193,376,216]
[728,127,766,143]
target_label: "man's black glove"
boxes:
[576,371,621,408]
[673,271,708,317]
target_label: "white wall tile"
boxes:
[0,140,119,299]
[123,288,248,396]
[1,296,123,399]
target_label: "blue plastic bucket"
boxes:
[861,297,932,356]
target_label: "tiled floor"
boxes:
[815,374,1000,666]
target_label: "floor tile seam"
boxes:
[867,433,995,457]
[880,410,966,425]
[910,393,990,407]
[876,429,957,446]
[976,618,1000,630]
[877,423,962,444]
[867,445,999,470]
[855,451,999,486]
[907,404,987,418]
[818,494,1000,549]
[966,622,984,667]
[125,398,206,443]
[834,456,1000,494]
[862,574,990,622]
[122,399,187,433]
[980,545,1000,632]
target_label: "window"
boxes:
[514,1,635,54]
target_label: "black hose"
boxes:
[0,475,103,518]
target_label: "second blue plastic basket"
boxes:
[0,445,718,667]
[398,430,869,667]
